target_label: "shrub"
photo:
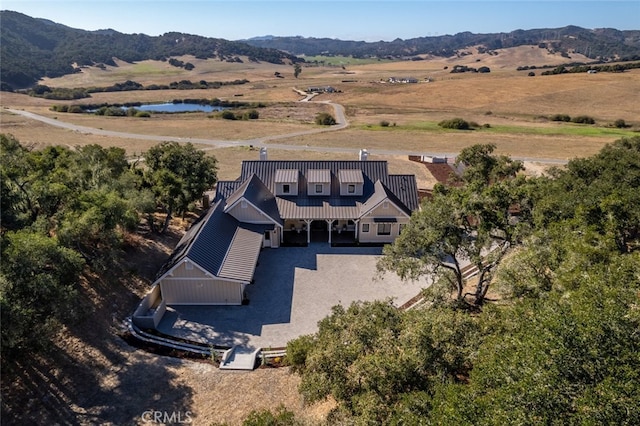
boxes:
[551,114,571,122]
[528,71,536,77]
[614,119,628,128]
[438,118,470,130]
[572,115,595,124]
[380,120,390,127]
[67,105,84,114]
[242,109,259,120]
[221,110,237,120]
[285,334,315,372]
[315,112,336,126]
[135,111,151,118]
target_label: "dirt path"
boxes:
[5,108,568,165]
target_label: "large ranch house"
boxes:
[133,150,419,327]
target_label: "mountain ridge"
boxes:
[1,10,639,90]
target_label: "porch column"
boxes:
[354,219,360,241]
[326,219,334,244]
[305,219,312,244]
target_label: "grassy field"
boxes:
[2,47,639,174]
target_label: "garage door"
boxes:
[160,278,243,305]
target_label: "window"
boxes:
[283,184,290,194]
[241,200,248,209]
[377,223,391,235]
[382,201,389,209]
[315,184,323,193]
[398,224,405,235]
[348,184,355,193]
[362,223,370,233]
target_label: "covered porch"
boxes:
[282,218,358,246]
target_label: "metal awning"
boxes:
[373,217,397,222]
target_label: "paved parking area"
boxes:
[157,244,431,349]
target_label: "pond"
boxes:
[135,103,227,113]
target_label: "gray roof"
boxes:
[224,174,283,227]
[307,169,331,183]
[218,226,265,282]
[339,169,364,184]
[156,200,268,284]
[360,180,413,218]
[235,160,418,217]
[274,169,299,183]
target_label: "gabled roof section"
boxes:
[224,174,283,227]
[239,160,389,196]
[307,169,331,183]
[384,174,419,212]
[274,169,299,183]
[360,180,413,218]
[154,200,270,284]
[339,169,364,184]
[218,226,265,282]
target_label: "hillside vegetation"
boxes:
[0,11,301,90]
[2,10,639,90]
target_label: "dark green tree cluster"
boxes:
[0,135,217,365]
[314,113,336,126]
[287,139,640,424]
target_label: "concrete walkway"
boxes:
[156,244,431,349]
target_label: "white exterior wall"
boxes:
[358,219,408,243]
[339,182,363,196]
[161,277,244,305]
[227,199,274,224]
[307,182,331,196]
[275,182,298,196]
[358,199,409,243]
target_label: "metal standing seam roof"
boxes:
[274,169,299,183]
[217,226,267,282]
[235,160,418,219]
[276,198,362,220]
[307,169,331,183]
[338,169,364,184]
[154,200,268,284]
[360,180,413,218]
[224,174,283,227]
[239,160,388,197]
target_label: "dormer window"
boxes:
[307,169,331,196]
[339,169,364,196]
[275,169,299,196]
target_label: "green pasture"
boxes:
[357,121,638,138]
[301,55,394,66]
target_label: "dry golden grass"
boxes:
[3,49,639,165]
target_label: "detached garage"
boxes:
[152,200,267,305]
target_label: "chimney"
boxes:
[359,149,369,161]
[259,147,268,161]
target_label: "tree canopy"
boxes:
[287,139,640,424]
[0,135,217,365]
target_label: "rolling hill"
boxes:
[0,11,302,90]
[1,10,639,91]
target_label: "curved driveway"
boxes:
[5,104,568,164]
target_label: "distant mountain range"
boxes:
[1,10,639,90]
[242,26,640,60]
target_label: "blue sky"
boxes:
[2,1,638,42]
